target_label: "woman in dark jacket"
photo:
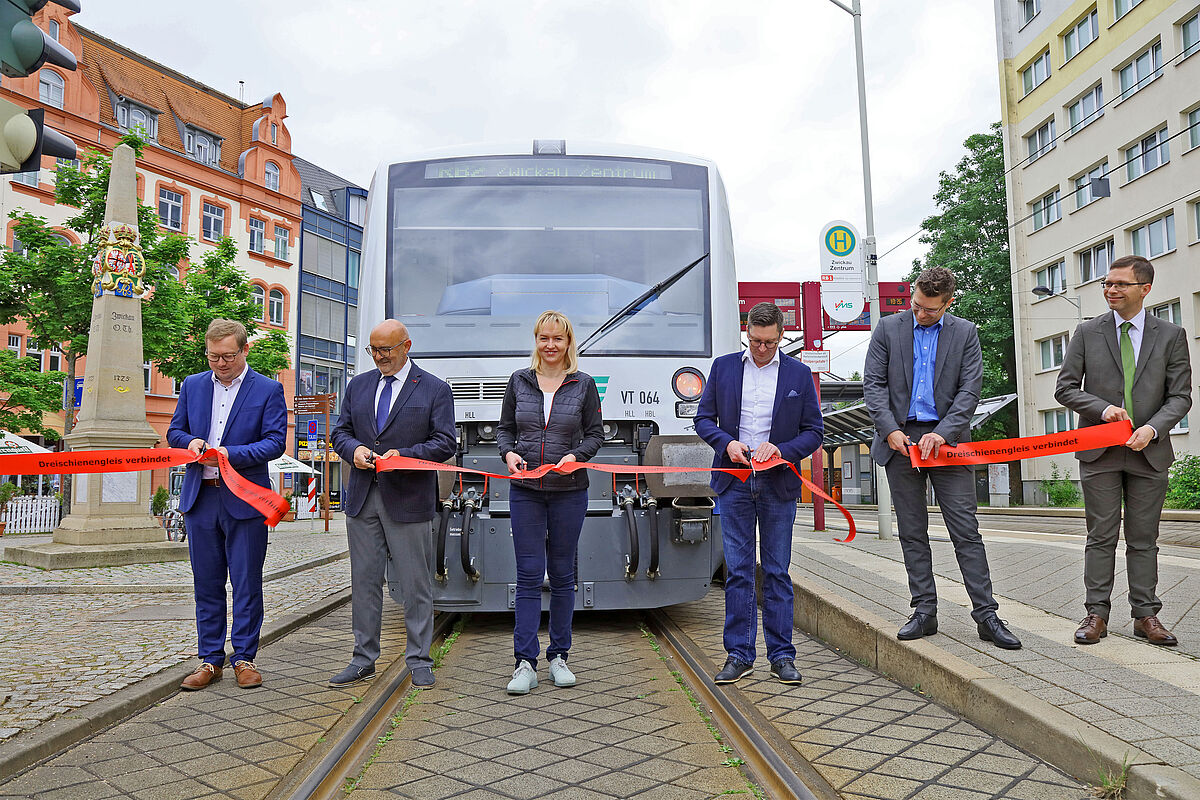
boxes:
[497,310,603,694]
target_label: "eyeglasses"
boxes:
[747,337,782,349]
[365,341,410,357]
[1100,281,1147,291]
[205,351,242,363]
[911,299,948,316]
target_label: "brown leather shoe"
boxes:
[233,660,263,688]
[1074,614,1107,645]
[180,662,222,691]
[1134,615,1178,646]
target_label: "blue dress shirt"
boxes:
[907,317,942,422]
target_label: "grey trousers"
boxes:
[884,422,998,623]
[347,483,435,670]
[1079,448,1168,620]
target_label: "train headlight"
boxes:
[671,367,705,401]
[602,422,617,441]
[478,423,496,441]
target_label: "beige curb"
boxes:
[789,573,1200,800]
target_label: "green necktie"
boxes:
[1120,320,1136,426]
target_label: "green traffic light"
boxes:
[0,0,78,78]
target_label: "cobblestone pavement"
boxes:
[347,613,751,800]
[790,517,1200,781]
[0,602,407,799]
[803,506,1200,547]
[666,593,1089,800]
[0,524,351,744]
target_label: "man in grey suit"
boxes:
[1055,255,1191,646]
[864,267,1021,649]
[330,320,456,687]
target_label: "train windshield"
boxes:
[386,157,711,358]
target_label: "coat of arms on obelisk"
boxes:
[91,222,147,299]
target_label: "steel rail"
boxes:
[644,610,836,800]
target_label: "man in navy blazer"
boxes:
[695,302,823,686]
[167,319,287,691]
[330,319,456,688]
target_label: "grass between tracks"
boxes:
[342,615,469,796]
[639,624,765,800]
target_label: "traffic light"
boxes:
[0,0,80,78]
[0,98,75,172]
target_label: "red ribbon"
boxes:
[0,448,289,527]
[908,420,1135,468]
[375,452,857,543]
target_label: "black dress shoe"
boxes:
[713,657,753,684]
[329,663,376,687]
[769,658,802,685]
[897,612,937,640]
[978,615,1022,650]
[411,667,436,687]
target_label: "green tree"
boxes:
[0,351,65,440]
[908,122,1015,440]
[153,236,291,382]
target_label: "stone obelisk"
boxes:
[5,144,188,568]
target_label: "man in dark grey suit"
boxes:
[864,267,1020,649]
[1055,255,1191,646]
[330,320,456,687]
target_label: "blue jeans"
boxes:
[719,474,797,664]
[509,484,588,669]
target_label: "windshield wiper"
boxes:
[577,252,709,355]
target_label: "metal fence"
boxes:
[0,495,62,534]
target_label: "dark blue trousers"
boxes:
[509,484,588,669]
[185,485,269,665]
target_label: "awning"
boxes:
[0,430,51,455]
[821,393,1018,448]
[269,454,318,474]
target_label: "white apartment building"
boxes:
[994,0,1200,500]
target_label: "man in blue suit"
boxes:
[329,319,456,689]
[167,319,287,690]
[696,302,823,686]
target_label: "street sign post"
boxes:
[294,393,336,530]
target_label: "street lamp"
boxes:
[828,0,892,539]
[1031,284,1082,325]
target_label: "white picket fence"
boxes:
[1,495,62,534]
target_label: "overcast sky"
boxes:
[81,0,1000,374]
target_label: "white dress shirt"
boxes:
[204,363,249,479]
[373,359,412,426]
[1113,308,1146,361]
[739,348,780,450]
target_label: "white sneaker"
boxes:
[506,660,538,695]
[548,656,576,687]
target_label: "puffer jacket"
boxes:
[497,368,604,492]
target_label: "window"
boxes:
[168,264,180,280]
[1040,334,1069,370]
[1131,214,1175,257]
[348,194,366,226]
[1151,300,1181,325]
[11,170,38,187]
[1022,0,1041,25]
[1078,239,1114,283]
[185,128,219,165]
[1172,415,1190,433]
[158,188,183,230]
[1125,126,1169,181]
[47,344,61,372]
[264,162,280,192]
[1067,84,1103,135]
[1034,261,1066,294]
[249,218,266,253]
[1074,162,1109,208]
[1026,119,1056,162]
[143,361,152,392]
[1022,50,1051,96]
[38,69,64,109]
[1114,0,1143,20]
[7,334,21,353]
[270,123,278,144]
[1118,42,1162,100]
[1031,190,1061,231]
[309,189,329,211]
[1185,13,1200,58]
[201,202,224,241]
[251,285,265,317]
[1189,109,1200,150]
[1043,408,1074,434]
[116,101,158,141]
[1195,201,1200,242]
[274,226,289,260]
[1064,10,1099,61]
[348,249,360,289]
[269,289,284,326]
[172,377,180,397]
[48,20,59,40]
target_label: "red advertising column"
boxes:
[801,281,825,531]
